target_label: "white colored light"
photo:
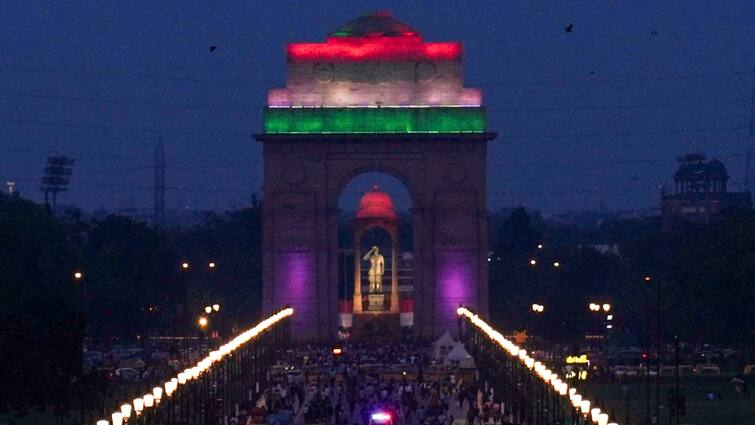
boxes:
[571,394,582,407]
[590,407,601,422]
[598,413,609,425]
[111,413,123,425]
[120,404,132,419]
[371,412,391,422]
[153,386,163,401]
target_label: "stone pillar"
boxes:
[390,230,399,313]
[353,228,363,313]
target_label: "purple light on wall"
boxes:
[435,249,477,331]
[275,250,317,338]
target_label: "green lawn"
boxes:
[577,379,754,425]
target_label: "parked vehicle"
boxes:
[693,363,721,377]
[115,367,141,381]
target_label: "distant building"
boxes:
[661,153,751,225]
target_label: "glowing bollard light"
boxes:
[120,404,132,420]
[97,420,108,425]
[143,394,154,408]
[590,407,601,422]
[111,413,123,425]
[558,383,568,396]
[580,400,591,415]
[133,398,144,416]
[165,381,175,397]
[153,387,163,403]
[571,394,582,408]
[598,413,609,425]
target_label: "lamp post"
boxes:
[120,404,132,423]
[531,304,544,341]
[143,395,154,425]
[198,316,208,355]
[656,278,663,425]
[72,270,85,315]
[133,398,144,425]
[644,275,652,425]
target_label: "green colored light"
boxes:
[264,107,486,134]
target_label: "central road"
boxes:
[257,342,484,425]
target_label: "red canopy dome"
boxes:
[356,184,397,220]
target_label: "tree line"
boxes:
[489,207,755,349]
[0,193,262,419]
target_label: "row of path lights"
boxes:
[458,307,619,425]
[94,307,292,425]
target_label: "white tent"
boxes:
[433,330,457,359]
[444,342,475,368]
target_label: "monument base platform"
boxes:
[367,294,385,311]
[351,312,403,341]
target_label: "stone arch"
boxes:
[256,133,494,341]
[330,164,419,212]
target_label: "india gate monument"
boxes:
[255,11,495,341]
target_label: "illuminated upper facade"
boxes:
[264,11,486,134]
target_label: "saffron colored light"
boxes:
[287,38,461,62]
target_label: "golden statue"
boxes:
[363,245,385,293]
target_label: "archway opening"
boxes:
[337,172,414,335]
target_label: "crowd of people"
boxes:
[230,341,510,425]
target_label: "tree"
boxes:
[0,194,84,417]
[84,214,174,340]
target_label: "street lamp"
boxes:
[204,306,212,314]
[212,304,220,312]
[553,261,560,268]
[529,259,537,266]
[198,316,208,328]
[208,261,216,269]
[73,271,83,280]
[602,303,611,312]
[181,262,190,270]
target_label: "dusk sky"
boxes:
[1,1,753,214]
